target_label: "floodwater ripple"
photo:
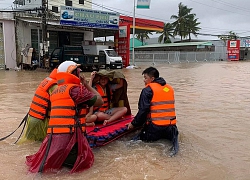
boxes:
[0,61,250,180]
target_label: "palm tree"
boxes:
[157,23,174,43]
[135,31,152,45]
[187,16,201,41]
[170,2,197,41]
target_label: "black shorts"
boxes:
[139,122,178,142]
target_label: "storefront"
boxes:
[15,7,164,68]
[15,6,119,67]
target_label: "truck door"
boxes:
[50,47,62,69]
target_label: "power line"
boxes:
[88,0,250,38]
[209,0,250,12]
[3,0,249,39]
[188,0,250,17]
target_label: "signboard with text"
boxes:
[115,25,130,67]
[227,40,240,61]
[60,6,120,29]
[137,0,151,9]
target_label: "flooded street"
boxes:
[1,61,250,180]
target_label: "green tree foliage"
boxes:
[170,2,201,41]
[135,31,153,45]
[187,16,201,41]
[157,23,174,43]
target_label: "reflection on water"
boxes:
[1,61,250,180]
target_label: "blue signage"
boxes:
[60,6,120,30]
[229,55,237,59]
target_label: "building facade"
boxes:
[0,12,16,69]
[14,0,98,66]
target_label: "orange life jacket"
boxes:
[47,72,87,134]
[94,84,112,112]
[147,82,177,126]
[28,76,57,120]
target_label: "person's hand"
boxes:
[80,74,87,86]
[90,71,97,80]
[126,122,134,130]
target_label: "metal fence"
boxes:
[130,50,227,65]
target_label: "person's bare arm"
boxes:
[114,78,124,90]
[80,74,103,107]
[88,71,96,87]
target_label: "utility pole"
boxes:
[41,0,48,66]
[132,0,136,66]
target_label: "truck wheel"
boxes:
[94,65,99,71]
[106,64,110,70]
[91,66,98,71]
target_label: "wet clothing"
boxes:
[139,122,178,142]
[131,77,179,154]
[147,82,176,126]
[29,76,57,120]
[92,70,131,115]
[93,84,112,112]
[26,72,96,173]
[18,69,57,143]
[47,84,87,134]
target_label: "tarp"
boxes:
[93,70,131,115]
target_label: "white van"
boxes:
[82,45,123,69]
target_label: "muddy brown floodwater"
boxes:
[1,61,250,180]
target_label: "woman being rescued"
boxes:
[87,70,128,126]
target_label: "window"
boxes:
[52,6,58,13]
[52,48,61,56]
[13,0,25,5]
[70,33,84,46]
[31,29,42,53]
[99,50,105,56]
[65,0,72,6]
[79,0,84,4]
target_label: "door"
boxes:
[58,31,70,47]
[0,23,5,69]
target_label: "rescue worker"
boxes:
[127,67,179,156]
[17,68,58,143]
[26,61,103,173]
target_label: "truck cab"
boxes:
[49,45,105,71]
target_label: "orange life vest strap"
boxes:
[48,123,86,134]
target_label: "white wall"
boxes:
[1,20,16,69]
[49,0,92,12]
[84,31,93,41]
[16,21,32,49]
[17,0,92,11]
[16,20,33,66]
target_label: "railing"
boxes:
[129,51,227,65]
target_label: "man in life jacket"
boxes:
[17,68,58,144]
[127,67,179,156]
[26,61,103,173]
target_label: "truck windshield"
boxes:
[105,50,118,57]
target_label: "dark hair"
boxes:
[71,68,78,77]
[142,67,159,78]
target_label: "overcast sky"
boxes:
[1,0,250,40]
[91,0,250,40]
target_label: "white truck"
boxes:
[82,45,123,69]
